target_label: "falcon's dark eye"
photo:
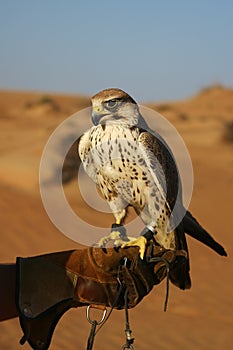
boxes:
[105,99,118,109]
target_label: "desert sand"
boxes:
[0,86,232,349]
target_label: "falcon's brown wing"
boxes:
[138,127,227,259]
[138,128,191,289]
[138,129,180,212]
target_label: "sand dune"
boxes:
[0,86,232,349]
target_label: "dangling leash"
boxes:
[85,254,171,350]
[85,288,135,350]
[148,256,170,312]
[86,305,107,350]
[85,257,128,350]
[121,289,134,350]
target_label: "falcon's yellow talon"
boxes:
[121,236,147,259]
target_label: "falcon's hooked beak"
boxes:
[91,106,105,126]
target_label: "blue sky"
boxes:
[1,0,233,101]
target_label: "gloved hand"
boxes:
[16,244,189,350]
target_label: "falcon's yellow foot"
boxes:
[121,236,147,260]
[97,231,122,247]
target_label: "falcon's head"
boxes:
[91,88,140,127]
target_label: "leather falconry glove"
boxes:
[16,244,190,350]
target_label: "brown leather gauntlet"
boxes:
[16,245,189,350]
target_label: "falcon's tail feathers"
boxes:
[183,211,227,256]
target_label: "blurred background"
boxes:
[0,1,232,349]
[1,0,233,101]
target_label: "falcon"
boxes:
[78,88,226,269]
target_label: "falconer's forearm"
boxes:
[0,263,18,321]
